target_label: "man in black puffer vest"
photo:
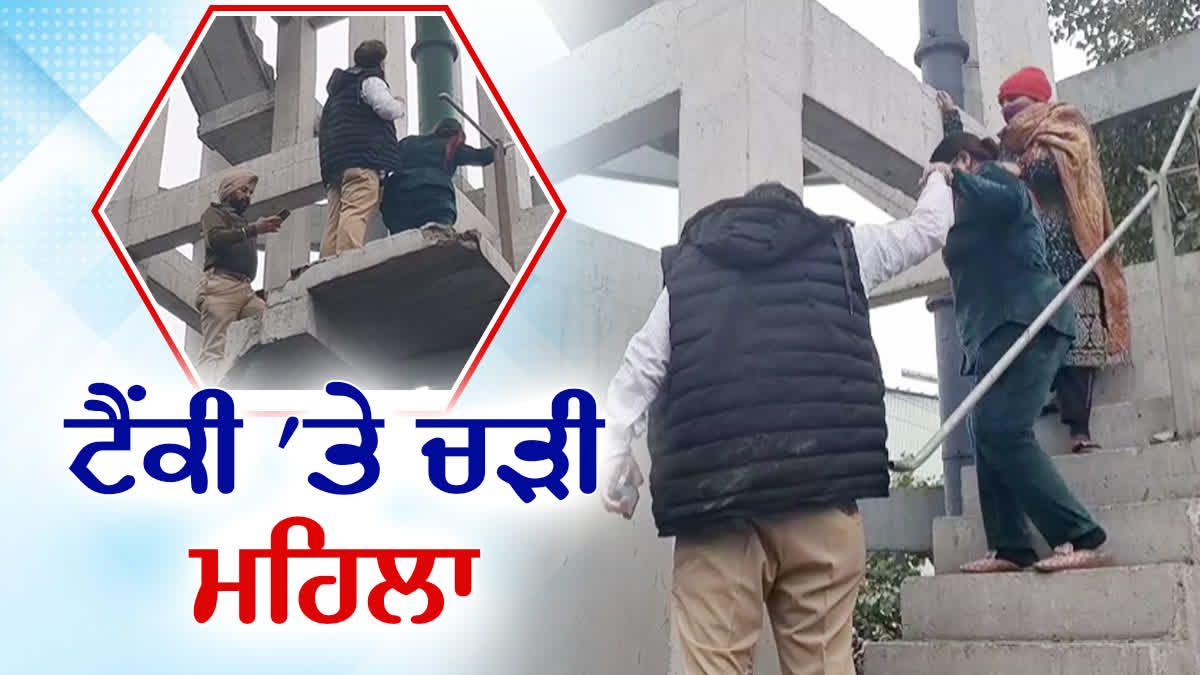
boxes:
[317,39,406,258]
[601,174,956,675]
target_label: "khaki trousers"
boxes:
[320,167,381,258]
[195,271,265,369]
[671,507,866,675]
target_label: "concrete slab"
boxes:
[209,226,514,390]
[961,439,1200,514]
[867,638,1194,675]
[900,562,1196,641]
[933,497,1200,574]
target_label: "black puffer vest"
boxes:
[645,195,889,537]
[317,66,404,187]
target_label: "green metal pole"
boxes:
[411,16,460,134]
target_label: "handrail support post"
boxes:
[1148,169,1198,440]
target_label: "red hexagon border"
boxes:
[91,4,566,413]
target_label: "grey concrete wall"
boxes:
[1093,251,1200,407]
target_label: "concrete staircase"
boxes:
[866,434,1200,674]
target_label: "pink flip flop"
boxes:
[1034,543,1112,573]
[960,553,1026,574]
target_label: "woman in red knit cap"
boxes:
[937,66,1131,454]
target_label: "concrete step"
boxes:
[900,563,1197,641]
[932,498,1200,574]
[961,438,1200,513]
[865,638,1194,675]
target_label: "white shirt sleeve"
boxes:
[604,288,672,456]
[851,172,954,294]
[360,76,406,122]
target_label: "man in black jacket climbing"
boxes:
[317,39,406,258]
[602,173,955,674]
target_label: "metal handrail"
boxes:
[891,81,1200,473]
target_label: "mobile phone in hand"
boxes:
[610,463,640,520]
[276,208,291,221]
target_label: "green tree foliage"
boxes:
[1048,0,1200,264]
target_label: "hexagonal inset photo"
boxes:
[98,11,561,392]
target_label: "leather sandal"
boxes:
[960,553,1027,574]
[1033,543,1112,573]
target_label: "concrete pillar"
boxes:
[267,18,318,285]
[271,17,319,151]
[264,206,316,290]
[348,16,407,136]
[676,0,807,224]
[411,16,460,134]
[107,101,169,235]
[478,80,531,265]
[958,0,1055,130]
[477,81,532,211]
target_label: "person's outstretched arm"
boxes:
[850,170,955,293]
[454,144,497,168]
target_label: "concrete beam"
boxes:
[122,139,325,260]
[137,249,201,331]
[542,92,681,182]
[803,140,916,220]
[590,146,679,187]
[308,17,345,30]
[122,138,501,263]
[197,90,275,164]
[181,16,274,116]
[1059,28,1200,126]
[538,0,656,49]
[509,0,987,200]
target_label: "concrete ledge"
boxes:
[962,439,1200,514]
[1058,28,1200,126]
[901,563,1195,641]
[208,226,513,390]
[933,497,1200,574]
[867,638,1193,675]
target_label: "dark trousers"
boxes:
[971,323,1102,553]
[1054,366,1096,437]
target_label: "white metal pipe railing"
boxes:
[891,80,1200,473]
